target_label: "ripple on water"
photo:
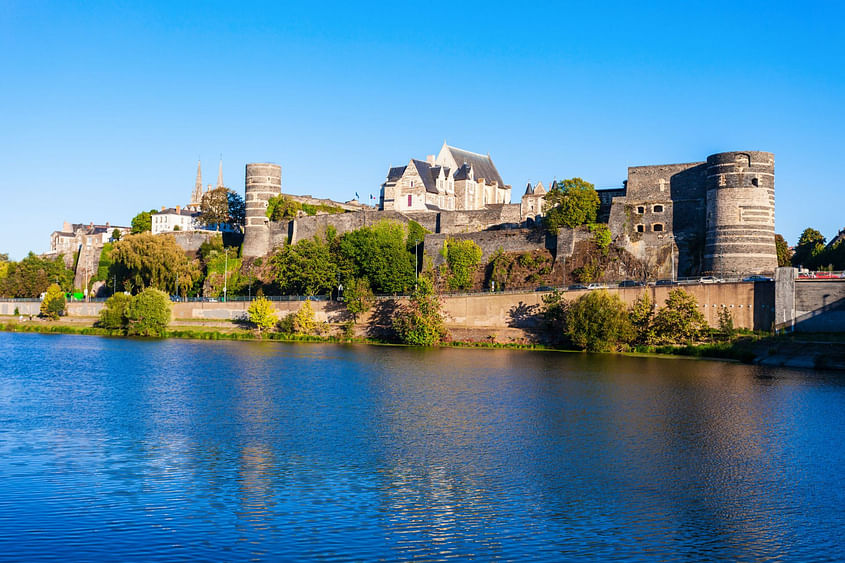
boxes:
[0,334,843,561]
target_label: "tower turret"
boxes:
[217,157,224,189]
[242,163,282,258]
[191,159,203,206]
[704,151,776,275]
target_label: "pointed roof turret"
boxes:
[191,159,203,205]
[216,156,224,189]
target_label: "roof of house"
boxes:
[438,145,505,186]
[158,208,200,217]
[410,160,439,193]
[385,166,407,183]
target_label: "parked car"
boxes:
[568,284,589,291]
[699,276,722,284]
[587,283,605,290]
[742,275,772,282]
[534,285,555,292]
[654,279,678,286]
[618,280,644,288]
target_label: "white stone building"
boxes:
[379,143,512,212]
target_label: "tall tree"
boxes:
[109,233,202,296]
[543,178,600,233]
[791,228,826,268]
[130,210,155,234]
[393,276,447,345]
[272,236,337,296]
[774,234,792,267]
[0,253,73,297]
[652,289,707,344]
[338,221,415,294]
[565,290,633,352]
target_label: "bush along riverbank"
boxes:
[4,280,844,371]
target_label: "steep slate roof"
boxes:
[385,166,407,183]
[439,145,505,186]
[453,163,472,181]
[525,181,547,196]
[410,159,438,193]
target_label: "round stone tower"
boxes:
[242,163,282,258]
[704,151,776,276]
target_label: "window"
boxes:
[636,206,645,214]
[636,224,645,233]
[410,180,415,188]
[408,194,412,207]
[653,204,664,213]
[653,223,664,232]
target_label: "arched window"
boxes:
[653,223,664,232]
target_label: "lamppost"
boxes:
[668,235,675,281]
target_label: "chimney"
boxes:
[161,206,165,211]
[63,221,71,232]
[105,221,110,229]
[426,155,435,165]
[176,205,181,214]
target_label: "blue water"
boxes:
[0,333,844,561]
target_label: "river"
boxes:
[0,333,843,561]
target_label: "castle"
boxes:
[379,143,512,212]
[241,148,778,278]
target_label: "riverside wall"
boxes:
[0,281,774,338]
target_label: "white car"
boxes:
[699,276,723,284]
[587,283,604,290]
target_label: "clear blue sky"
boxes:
[1,1,842,260]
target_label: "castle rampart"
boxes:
[703,151,776,275]
[242,163,282,257]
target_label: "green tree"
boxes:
[775,234,792,267]
[589,223,612,253]
[629,292,654,346]
[393,276,447,345]
[39,283,66,320]
[344,277,374,322]
[111,229,122,241]
[792,228,826,269]
[109,233,202,296]
[339,221,415,294]
[543,177,600,233]
[125,288,171,336]
[272,236,337,296]
[97,293,132,330]
[130,210,155,234]
[200,187,232,230]
[248,297,277,334]
[652,288,707,344]
[444,238,483,290]
[541,289,568,336]
[282,299,317,335]
[227,190,246,231]
[266,195,302,221]
[717,306,735,340]
[565,290,633,352]
[0,253,74,298]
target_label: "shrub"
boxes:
[97,293,132,330]
[652,289,707,344]
[565,290,633,352]
[286,300,317,335]
[393,276,447,345]
[248,297,277,334]
[541,290,568,335]
[589,223,612,253]
[344,277,374,322]
[125,288,171,337]
[717,306,735,340]
[445,238,483,290]
[39,284,66,320]
[629,292,654,346]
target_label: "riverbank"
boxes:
[4,316,844,371]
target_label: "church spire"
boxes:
[192,159,203,205]
[216,156,224,189]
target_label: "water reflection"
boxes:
[0,334,843,561]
